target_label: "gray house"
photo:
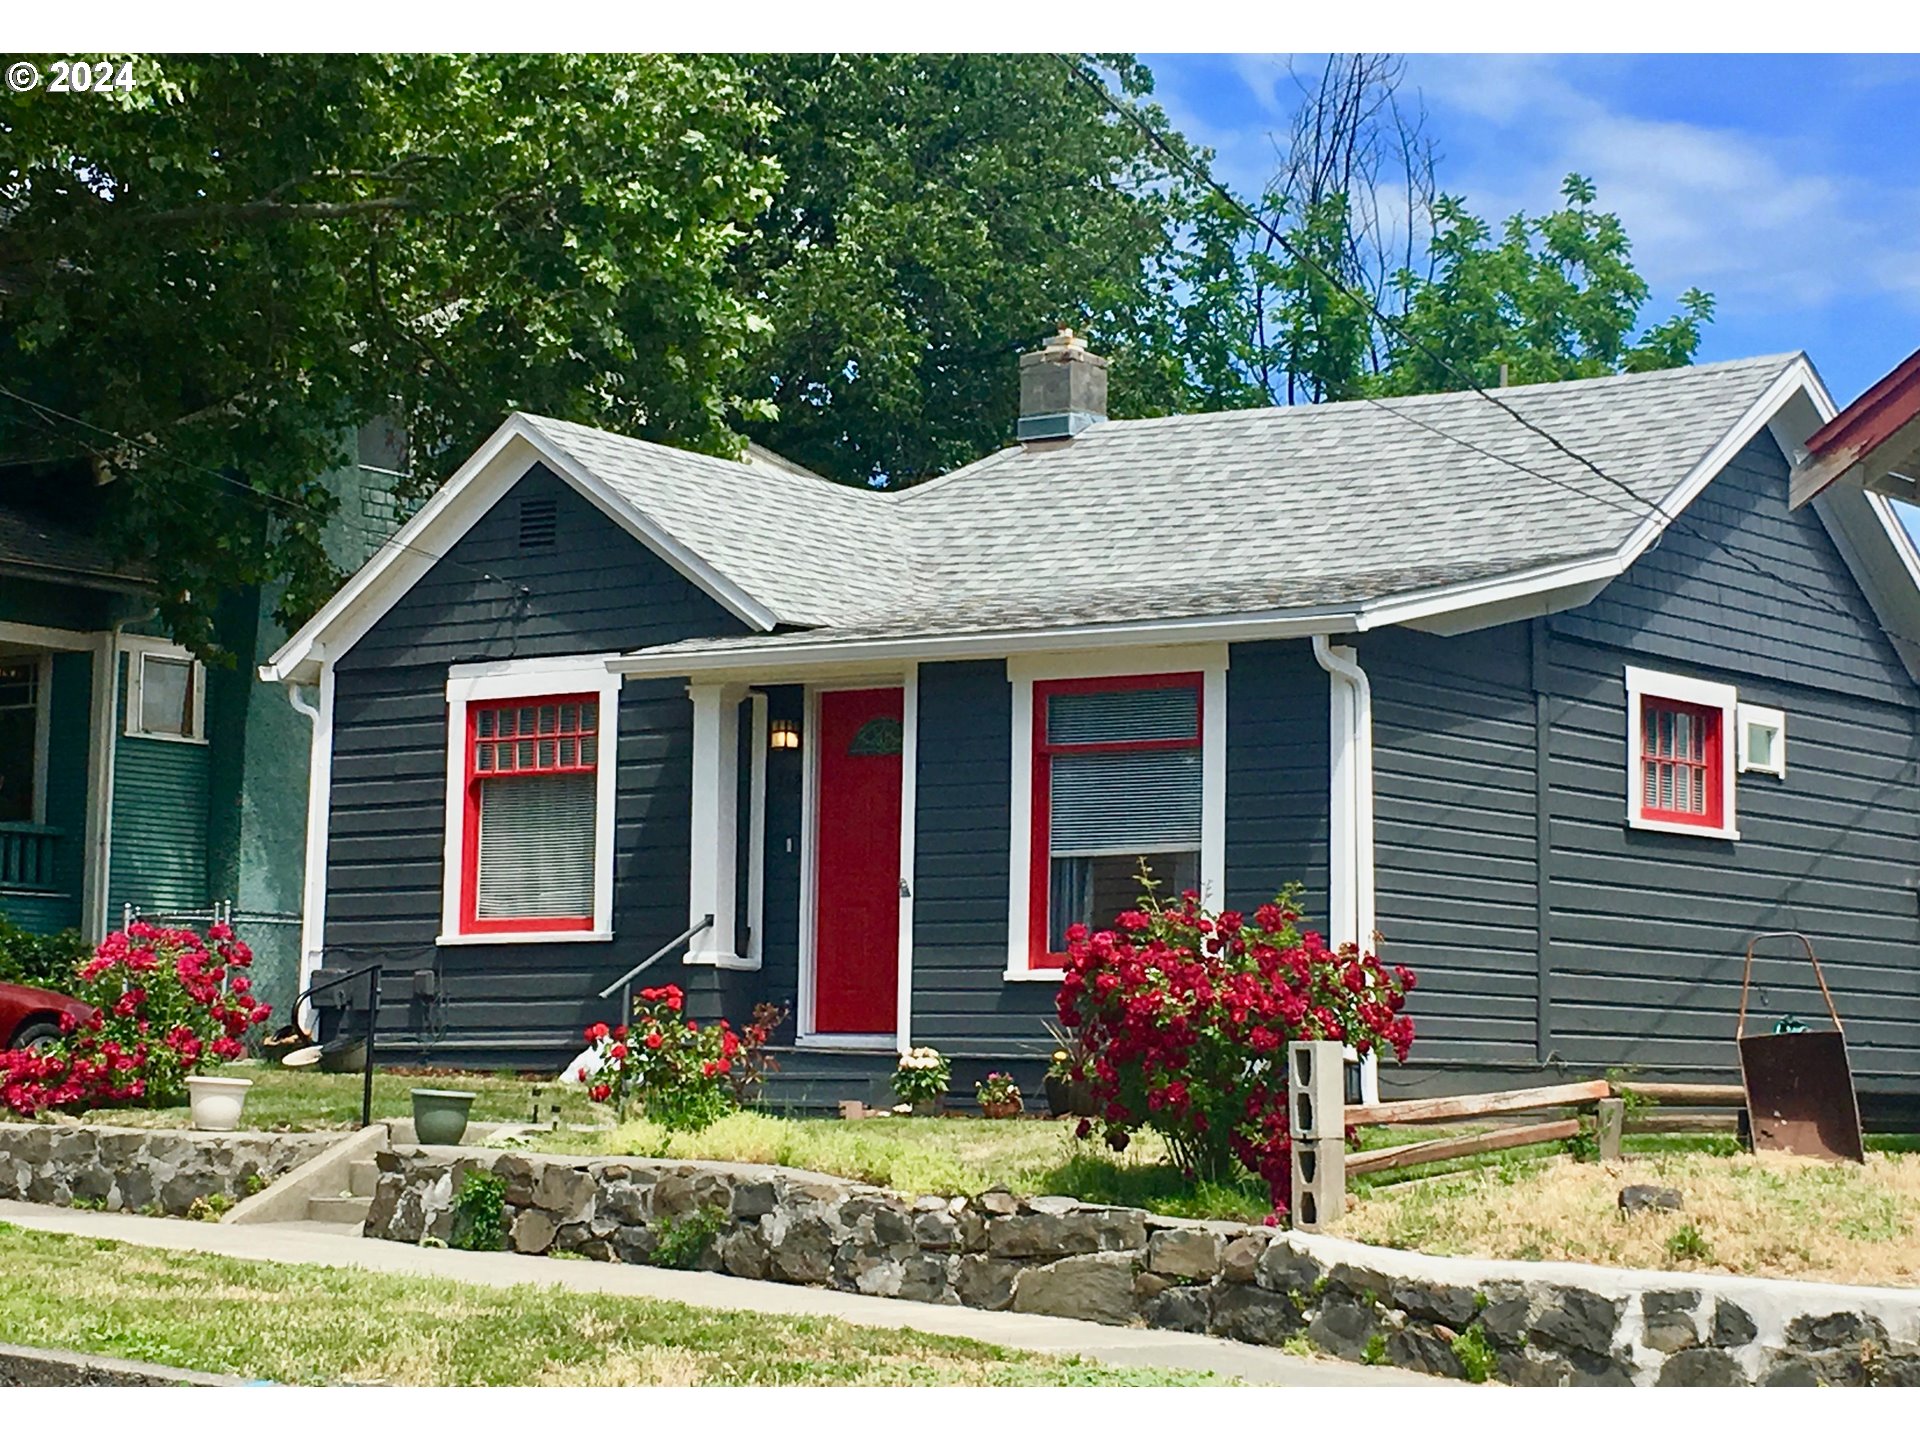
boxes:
[262,333,1920,1114]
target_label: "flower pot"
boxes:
[1069,1080,1098,1118]
[1044,1074,1070,1118]
[411,1088,477,1145]
[186,1075,253,1132]
[910,1098,940,1117]
[980,1098,1023,1120]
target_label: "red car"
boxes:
[0,981,98,1052]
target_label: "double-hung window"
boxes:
[1028,673,1205,967]
[1624,666,1739,840]
[441,662,620,944]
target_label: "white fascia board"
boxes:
[260,415,779,684]
[613,612,1357,681]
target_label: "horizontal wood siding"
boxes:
[1541,636,1920,1083]
[1225,640,1330,923]
[326,463,754,1064]
[1367,623,1541,1069]
[910,659,1050,1054]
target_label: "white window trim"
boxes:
[1737,703,1788,778]
[438,656,621,946]
[1624,665,1739,841]
[121,637,207,744]
[1004,645,1229,982]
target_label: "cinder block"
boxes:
[1290,1138,1346,1231]
[1288,1040,1348,1140]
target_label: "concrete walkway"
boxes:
[0,1200,1447,1386]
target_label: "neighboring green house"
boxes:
[0,429,399,1013]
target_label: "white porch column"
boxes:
[687,681,748,963]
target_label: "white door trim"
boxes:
[796,677,912,1049]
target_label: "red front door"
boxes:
[813,687,903,1034]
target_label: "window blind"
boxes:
[475,772,596,919]
[1047,685,1197,745]
[1049,749,1203,854]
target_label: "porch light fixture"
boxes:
[770,718,801,751]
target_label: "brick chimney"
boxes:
[1018,327,1109,443]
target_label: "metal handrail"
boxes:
[599,915,713,1024]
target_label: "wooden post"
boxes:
[1595,1098,1626,1162]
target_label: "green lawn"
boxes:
[0,1224,1222,1386]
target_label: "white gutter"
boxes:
[1313,635,1378,1106]
[281,653,334,1026]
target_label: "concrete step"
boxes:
[306,1195,372,1226]
[347,1160,379,1198]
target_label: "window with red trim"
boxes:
[1029,674,1202,967]
[460,694,600,932]
[1637,696,1723,828]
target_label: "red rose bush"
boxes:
[577,984,741,1132]
[1056,884,1414,1220]
[1,921,270,1118]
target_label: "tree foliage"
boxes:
[0,53,778,655]
[733,53,1203,485]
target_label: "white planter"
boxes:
[186,1075,253,1132]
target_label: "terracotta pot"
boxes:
[980,1098,1024,1120]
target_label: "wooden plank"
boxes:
[1348,1119,1581,1177]
[1625,1112,1742,1135]
[1612,1082,1747,1108]
[1346,1079,1610,1128]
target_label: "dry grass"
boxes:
[0,1223,1223,1386]
[1339,1146,1920,1287]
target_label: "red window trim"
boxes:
[459,691,599,935]
[1027,672,1203,970]
[1636,694,1725,829]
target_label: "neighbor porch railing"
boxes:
[0,822,61,892]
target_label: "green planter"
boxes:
[411,1088,477,1146]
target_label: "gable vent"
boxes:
[519,496,558,551]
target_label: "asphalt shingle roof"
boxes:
[528,354,1802,649]
[0,499,147,586]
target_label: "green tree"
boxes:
[0,53,779,656]
[733,53,1207,485]
[1375,174,1715,395]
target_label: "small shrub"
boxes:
[449,1171,508,1252]
[576,985,739,1133]
[0,919,88,991]
[727,1002,788,1105]
[1280,1333,1315,1357]
[241,1171,269,1196]
[1564,1124,1599,1164]
[1451,1323,1498,1383]
[1361,1333,1388,1366]
[1665,1222,1713,1265]
[892,1047,951,1106]
[653,1204,729,1270]
[186,1192,233,1222]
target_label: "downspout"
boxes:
[281,656,334,1030]
[1312,635,1379,1105]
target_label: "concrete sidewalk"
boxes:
[0,1200,1447,1386]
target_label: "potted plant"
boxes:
[891,1046,950,1116]
[411,1087,478,1145]
[1042,1021,1097,1119]
[186,1074,254,1132]
[976,1071,1023,1119]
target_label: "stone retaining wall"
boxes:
[0,1122,335,1215]
[369,1145,1920,1387]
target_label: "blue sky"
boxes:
[1144,54,1920,407]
